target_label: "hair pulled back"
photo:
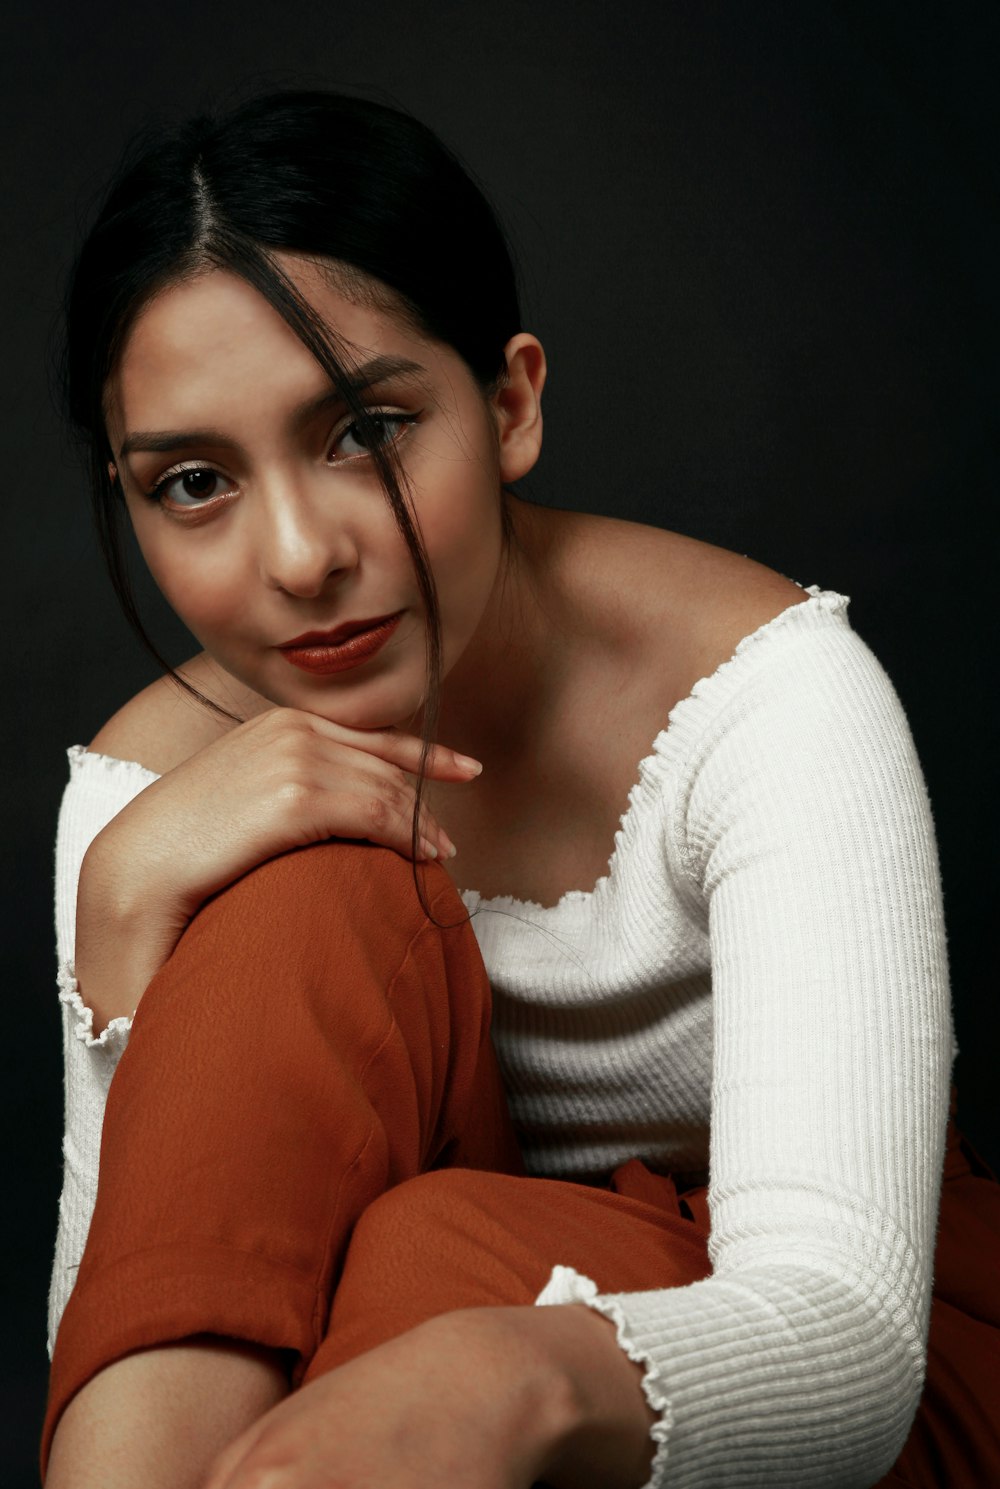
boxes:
[63,89,523,873]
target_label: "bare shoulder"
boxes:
[563,512,808,669]
[87,654,260,775]
[647,525,808,669]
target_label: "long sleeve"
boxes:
[538,609,956,1486]
[48,746,158,1356]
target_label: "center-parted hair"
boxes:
[63,88,524,875]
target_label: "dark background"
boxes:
[2,2,997,1481]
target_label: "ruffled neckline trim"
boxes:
[461,584,850,919]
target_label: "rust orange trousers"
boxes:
[42,841,1000,1484]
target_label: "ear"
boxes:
[489,333,546,484]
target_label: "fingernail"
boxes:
[453,754,483,776]
[420,838,439,859]
[439,835,458,859]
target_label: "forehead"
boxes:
[106,257,442,435]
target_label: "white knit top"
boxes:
[47,585,957,1487]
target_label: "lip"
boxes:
[278,612,404,675]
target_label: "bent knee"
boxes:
[185,841,460,968]
[234,838,423,905]
[350,1169,521,1255]
[331,1170,545,1322]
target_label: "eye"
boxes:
[147,466,235,508]
[330,412,420,462]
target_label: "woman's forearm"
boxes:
[74,833,188,1033]
[190,1304,658,1489]
[45,1338,289,1489]
[69,707,482,1034]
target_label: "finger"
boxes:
[301,717,482,782]
[419,741,483,782]
[305,777,455,862]
[366,792,457,862]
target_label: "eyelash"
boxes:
[143,411,422,507]
[333,410,421,462]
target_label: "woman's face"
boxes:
[105,257,542,730]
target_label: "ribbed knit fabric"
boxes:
[47,585,957,1487]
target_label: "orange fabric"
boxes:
[42,841,1000,1484]
[308,1163,711,1382]
[42,841,524,1472]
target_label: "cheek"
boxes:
[415,401,503,580]
[132,522,244,642]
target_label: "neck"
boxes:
[428,497,572,767]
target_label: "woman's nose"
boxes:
[255,481,360,598]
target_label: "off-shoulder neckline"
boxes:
[68,584,851,917]
[462,584,851,917]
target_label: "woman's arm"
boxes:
[74,707,479,1033]
[530,602,956,1486]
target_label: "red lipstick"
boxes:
[278,612,404,675]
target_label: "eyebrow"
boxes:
[117,354,427,459]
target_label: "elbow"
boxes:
[707,1259,930,1485]
[811,1274,929,1485]
[865,1345,927,1483]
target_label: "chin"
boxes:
[295,685,426,735]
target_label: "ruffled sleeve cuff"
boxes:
[535,1265,672,1489]
[50,964,134,1353]
[57,960,133,1054]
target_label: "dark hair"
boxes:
[63,88,523,874]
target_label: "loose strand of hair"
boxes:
[198,233,461,925]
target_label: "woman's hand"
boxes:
[203,1305,656,1489]
[75,708,481,1032]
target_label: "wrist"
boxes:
[421,1304,656,1489]
[531,1304,657,1489]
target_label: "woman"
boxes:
[41,90,1000,1487]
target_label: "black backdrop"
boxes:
[2,2,997,1481]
